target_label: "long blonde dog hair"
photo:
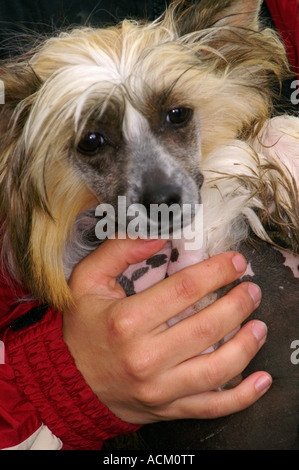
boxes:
[0,0,294,311]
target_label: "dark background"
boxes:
[0,0,275,40]
[0,0,170,33]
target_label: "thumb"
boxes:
[69,237,167,293]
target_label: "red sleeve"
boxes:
[0,276,140,450]
[265,0,298,75]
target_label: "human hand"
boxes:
[63,237,271,424]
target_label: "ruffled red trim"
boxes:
[0,362,42,449]
[4,308,141,450]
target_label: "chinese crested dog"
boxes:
[0,0,298,449]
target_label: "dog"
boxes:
[0,0,298,449]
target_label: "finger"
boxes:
[150,320,267,403]
[154,282,262,365]
[160,371,272,420]
[69,237,167,294]
[125,251,248,329]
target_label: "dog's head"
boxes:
[0,0,290,310]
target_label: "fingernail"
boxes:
[255,375,272,394]
[250,320,267,343]
[232,254,247,273]
[248,283,262,307]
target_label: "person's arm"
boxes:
[1,237,269,450]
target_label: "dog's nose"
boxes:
[141,184,182,211]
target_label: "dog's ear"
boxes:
[0,64,41,135]
[0,63,44,222]
[167,0,263,35]
[0,63,44,281]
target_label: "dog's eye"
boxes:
[77,133,106,155]
[166,108,192,125]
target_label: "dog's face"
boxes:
[73,82,203,233]
[0,0,289,309]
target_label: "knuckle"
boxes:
[239,333,259,359]
[235,322,266,361]
[135,383,165,408]
[123,348,156,380]
[205,256,231,285]
[204,396,225,419]
[233,285,253,317]
[106,307,135,340]
[203,385,250,419]
[232,386,252,410]
[194,316,220,343]
[202,358,225,390]
[174,271,198,302]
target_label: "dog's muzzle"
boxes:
[140,181,183,235]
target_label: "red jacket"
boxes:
[0,273,140,450]
[265,0,298,77]
[0,0,297,451]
